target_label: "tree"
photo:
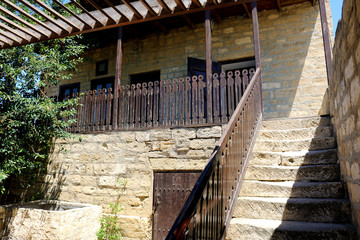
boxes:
[0,36,86,196]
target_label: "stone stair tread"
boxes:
[240,180,345,198]
[250,149,338,166]
[259,126,333,140]
[261,116,331,130]
[230,218,356,232]
[238,196,349,204]
[245,164,340,182]
[254,136,336,151]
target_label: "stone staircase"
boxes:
[227,116,357,240]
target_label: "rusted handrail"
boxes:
[166,68,262,240]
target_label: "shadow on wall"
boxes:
[0,143,67,205]
[260,2,329,119]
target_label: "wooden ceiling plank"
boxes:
[0,14,39,39]
[103,0,130,21]
[242,3,251,18]
[86,0,117,24]
[0,22,28,42]
[33,0,80,31]
[17,0,70,33]
[175,0,187,10]
[0,5,48,37]
[139,0,158,16]
[0,30,17,44]
[69,0,104,27]
[52,0,92,29]
[157,0,172,13]
[276,0,281,11]
[211,9,221,24]
[121,0,143,19]
[191,0,202,8]
[2,0,59,35]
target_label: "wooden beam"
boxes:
[139,0,158,16]
[157,0,172,13]
[70,0,104,27]
[33,0,80,31]
[52,0,93,29]
[191,0,202,8]
[0,14,38,39]
[243,3,251,18]
[112,27,123,130]
[251,2,261,69]
[86,0,117,24]
[2,0,58,35]
[2,0,261,49]
[121,0,143,19]
[0,5,47,37]
[175,0,194,28]
[319,0,332,85]
[17,0,70,33]
[103,0,130,21]
[0,21,28,42]
[276,0,281,12]
[205,10,212,122]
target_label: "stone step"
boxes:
[258,126,333,140]
[244,164,340,181]
[261,116,331,130]
[227,218,357,240]
[240,181,345,198]
[253,137,336,152]
[233,197,351,223]
[250,148,338,166]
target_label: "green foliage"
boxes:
[97,179,127,240]
[97,202,123,240]
[0,36,86,194]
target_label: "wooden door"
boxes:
[153,171,201,240]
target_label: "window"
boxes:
[187,57,221,77]
[220,57,256,76]
[91,77,114,92]
[59,82,80,101]
[130,70,160,85]
[96,60,108,76]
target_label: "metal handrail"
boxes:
[166,67,263,240]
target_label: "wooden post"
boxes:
[319,0,332,85]
[251,2,261,70]
[113,26,123,129]
[205,9,212,123]
[251,1,262,112]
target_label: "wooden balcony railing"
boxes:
[63,68,256,133]
[165,68,262,239]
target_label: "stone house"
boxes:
[1,0,360,239]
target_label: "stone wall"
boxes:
[48,1,332,119]
[330,0,360,237]
[38,126,223,239]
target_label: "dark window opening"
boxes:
[220,57,256,76]
[130,70,160,85]
[96,60,108,76]
[187,57,221,78]
[91,77,114,92]
[59,82,80,101]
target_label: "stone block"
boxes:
[171,129,196,139]
[189,139,216,150]
[197,126,222,138]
